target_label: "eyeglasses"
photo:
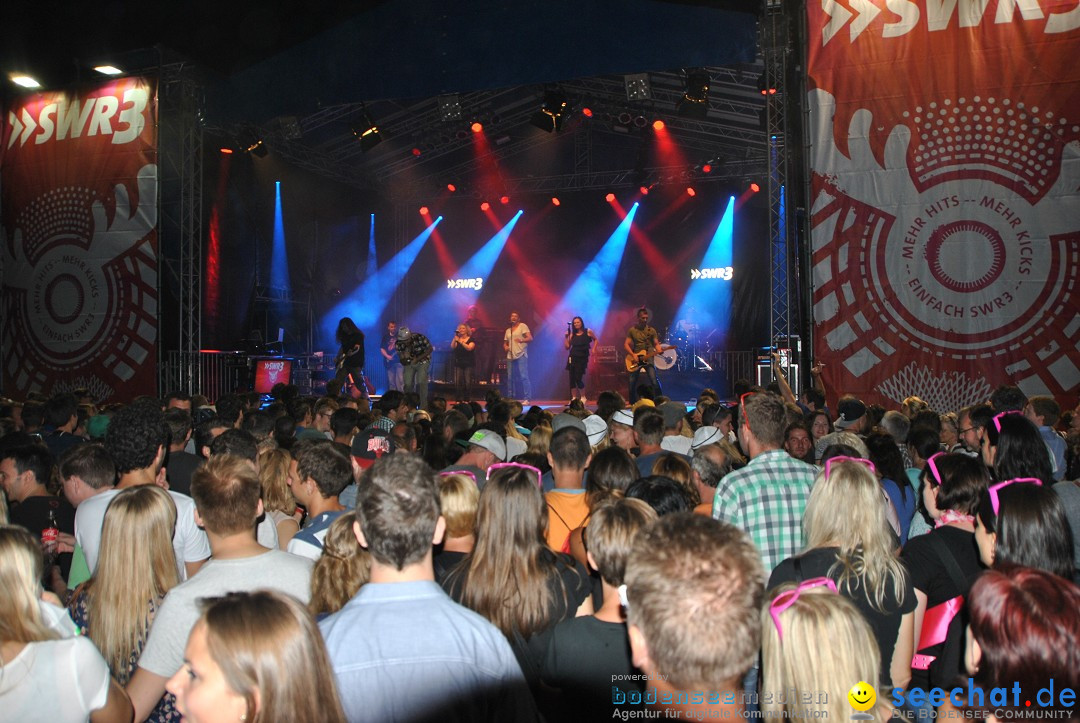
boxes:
[926,452,945,486]
[769,577,838,640]
[992,410,1022,433]
[739,392,755,437]
[823,456,876,479]
[987,477,1042,516]
[488,462,542,488]
[438,469,477,483]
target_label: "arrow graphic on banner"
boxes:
[7,112,22,149]
[690,268,701,279]
[18,108,37,147]
[821,0,880,44]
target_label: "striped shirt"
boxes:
[711,449,817,574]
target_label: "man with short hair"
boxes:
[320,453,536,722]
[163,391,192,413]
[782,422,813,463]
[371,389,408,433]
[286,440,352,560]
[690,443,730,516]
[381,320,404,392]
[126,455,314,721]
[214,393,245,429]
[1026,396,1066,480]
[164,408,200,496]
[59,443,116,508]
[193,416,231,460]
[77,402,210,586]
[958,403,994,456]
[503,311,533,403]
[441,429,505,486]
[634,407,684,477]
[2,444,76,579]
[990,384,1027,413]
[881,410,914,467]
[41,393,84,459]
[545,427,592,550]
[299,397,339,441]
[625,513,765,719]
[712,392,817,572]
[391,422,418,453]
[658,401,692,456]
[330,406,360,446]
[623,307,665,404]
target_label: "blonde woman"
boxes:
[434,472,480,582]
[762,583,894,723]
[258,447,301,549]
[525,423,552,459]
[0,525,132,722]
[309,511,371,618]
[68,486,180,719]
[168,590,345,723]
[769,458,915,689]
[651,453,698,505]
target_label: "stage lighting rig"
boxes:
[530,91,573,133]
[352,107,382,152]
[677,68,710,119]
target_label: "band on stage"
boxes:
[331,306,697,403]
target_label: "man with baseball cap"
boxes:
[833,395,868,435]
[659,401,692,456]
[440,429,505,488]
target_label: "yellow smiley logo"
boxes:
[847,681,876,712]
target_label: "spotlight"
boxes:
[686,187,697,197]
[551,197,561,206]
[471,122,483,133]
[624,73,652,101]
[411,147,422,157]
[702,164,712,174]
[438,95,462,121]
[447,184,457,192]
[757,75,778,96]
[750,182,761,193]
[530,91,573,133]
[677,68,710,119]
[10,75,41,88]
[219,148,234,154]
[351,108,382,152]
[639,186,650,196]
[93,65,123,76]
[581,107,593,118]
[236,127,269,157]
[500,196,510,205]
[605,193,616,203]
[652,119,665,131]
[419,206,429,216]
[480,202,491,211]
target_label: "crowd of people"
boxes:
[0,378,1079,722]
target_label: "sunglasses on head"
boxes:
[987,477,1042,516]
[487,461,542,488]
[769,577,838,640]
[823,456,876,479]
[992,410,1022,433]
[925,452,945,486]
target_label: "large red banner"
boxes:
[1,78,157,402]
[806,0,1080,411]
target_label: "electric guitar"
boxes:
[624,345,677,372]
[335,344,362,371]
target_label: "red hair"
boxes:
[969,565,1080,708]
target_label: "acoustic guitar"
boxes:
[624,345,677,372]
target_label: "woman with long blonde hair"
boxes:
[442,464,592,681]
[309,511,371,618]
[769,459,915,689]
[68,485,179,718]
[762,583,893,722]
[1,525,132,722]
[167,590,345,723]
[258,447,301,549]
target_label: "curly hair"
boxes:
[103,402,168,474]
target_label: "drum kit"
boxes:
[664,322,714,371]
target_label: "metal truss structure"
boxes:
[157,64,203,396]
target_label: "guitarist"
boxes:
[623,307,665,403]
[329,317,366,398]
[381,321,404,392]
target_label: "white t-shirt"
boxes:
[660,435,693,456]
[0,636,110,722]
[504,323,531,360]
[138,549,312,678]
[74,488,210,581]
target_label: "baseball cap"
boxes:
[583,415,608,446]
[552,413,587,434]
[611,409,634,427]
[834,398,866,430]
[631,398,655,411]
[351,428,396,468]
[397,326,410,340]
[659,401,687,428]
[468,429,506,461]
[691,426,722,451]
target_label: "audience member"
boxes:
[258,447,302,549]
[974,478,1074,579]
[545,427,593,551]
[434,471,479,582]
[286,440,352,560]
[163,409,200,495]
[308,511,371,618]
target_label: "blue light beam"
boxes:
[270,181,290,292]
[673,196,735,347]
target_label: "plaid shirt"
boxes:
[711,448,817,573]
[396,333,432,365]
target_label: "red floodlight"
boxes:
[652,120,665,131]
[639,186,649,195]
[605,193,616,203]
[419,206,429,216]
[471,122,483,133]
[220,148,234,154]
[702,164,712,174]
[411,147,422,157]
[480,201,491,211]
[686,187,697,197]
[582,107,593,118]
[551,197,561,206]
[750,182,761,193]
[500,196,510,205]
[447,183,457,192]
